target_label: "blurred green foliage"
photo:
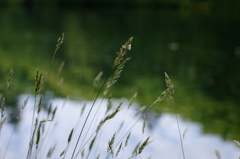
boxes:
[0,8,239,141]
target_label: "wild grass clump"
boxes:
[0,34,192,159]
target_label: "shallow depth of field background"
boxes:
[0,0,240,158]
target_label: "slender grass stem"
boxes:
[27,97,37,159]
[79,98,104,146]
[3,121,16,158]
[71,78,108,159]
[165,72,185,159]
[108,101,156,158]
[173,103,185,159]
[45,33,65,82]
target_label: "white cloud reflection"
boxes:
[1,94,239,159]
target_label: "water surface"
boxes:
[1,95,239,159]
[0,8,240,151]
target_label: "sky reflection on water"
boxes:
[1,94,239,159]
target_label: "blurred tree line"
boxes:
[0,0,240,11]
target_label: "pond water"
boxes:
[0,8,240,158]
[1,94,239,159]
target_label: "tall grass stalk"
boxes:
[1,69,16,158]
[1,68,14,143]
[3,95,30,159]
[27,70,43,159]
[62,128,74,159]
[165,72,185,159]
[70,78,108,159]
[105,92,162,158]
[76,87,107,157]
[0,97,5,158]
[71,37,133,159]
[107,132,116,158]
[46,32,64,82]
[37,97,68,158]
[27,33,64,159]
[107,73,185,159]
[1,35,192,159]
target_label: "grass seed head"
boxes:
[215,149,221,159]
[0,117,6,130]
[152,90,167,105]
[47,144,56,158]
[51,107,57,120]
[108,133,116,157]
[183,124,189,140]
[116,142,123,157]
[7,68,14,89]
[60,149,65,157]
[93,71,103,88]
[113,37,133,68]
[58,61,65,76]
[138,136,150,154]
[96,103,121,133]
[125,132,131,147]
[164,72,174,102]
[128,92,138,108]
[57,78,64,91]
[36,123,42,149]
[132,142,140,157]
[80,102,87,116]
[34,69,43,97]
[1,97,5,118]
[53,32,65,61]
[22,95,30,110]
[47,104,52,118]
[68,128,74,143]
[37,95,43,114]
[81,149,85,158]
[135,105,147,116]
[106,96,113,114]
[89,135,97,151]
[104,57,131,96]
[56,33,64,49]
[95,154,100,159]
[142,115,147,134]
[233,140,240,147]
